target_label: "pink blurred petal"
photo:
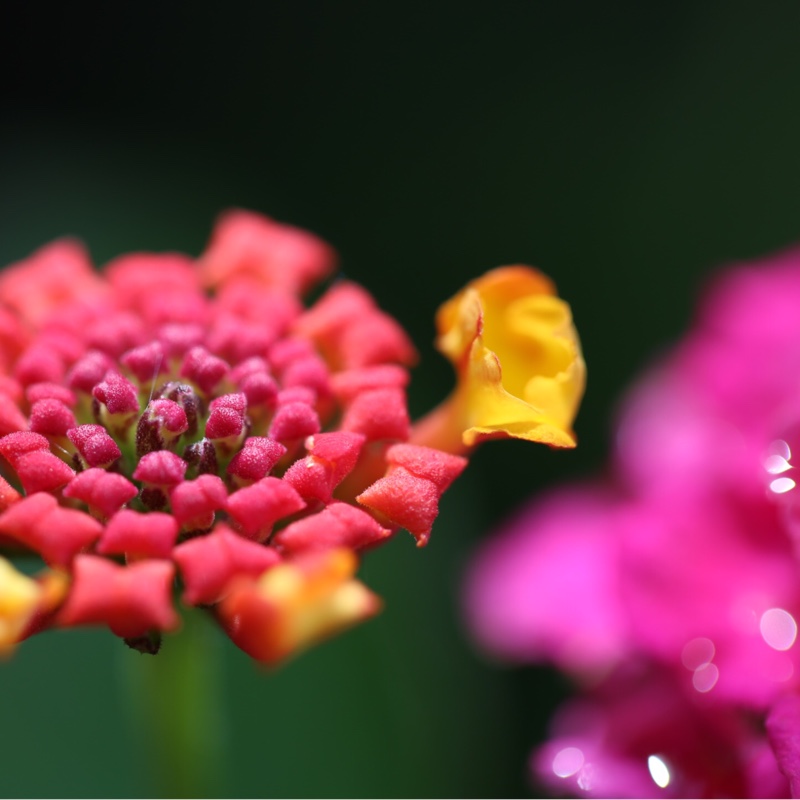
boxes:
[464,485,631,674]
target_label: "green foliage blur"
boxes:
[1,3,800,797]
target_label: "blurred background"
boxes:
[1,2,800,796]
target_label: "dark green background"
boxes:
[1,3,799,797]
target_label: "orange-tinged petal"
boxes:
[218,548,381,665]
[0,239,107,328]
[198,210,337,296]
[414,265,585,452]
[0,475,21,512]
[434,287,483,365]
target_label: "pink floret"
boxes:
[15,451,76,494]
[169,475,228,528]
[144,399,188,435]
[0,431,51,468]
[283,431,366,502]
[227,437,287,483]
[66,351,114,394]
[283,457,336,504]
[157,323,205,359]
[205,406,245,440]
[25,382,76,406]
[174,525,281,606]
[57,555,178,638]
[306,432,365,484]
[357,467,439,545]
[341,387,409,442]
[13,345,65,387]
[273,501,390,554]
[63,468,139,519]
[330,365,409,402]
[133,450,187,487]
[29,399,77,437]
[121,341,167,383]
[180,346,229,394]
[226,477,306,540]
[85,313,146,359]
[269,338,317,372]
[200,209,336,295]
[238,371,279,410]
[67,424,122,468]
[229,356,270,384]
[0,493,102,566]
[269,401,320,442]
[92,371,140,415]
[209,392,247,414]
[385,443,467,492]
[97,509,179,560]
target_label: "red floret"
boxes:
[57,555,178,638]
[173,525,281,605]
[169,474,228,529]
[97,509,180,560]
[133,450,188,487]
[63,468,139,519]
[273,502,391,554]
[226,477,306,540]
[357,467,441,547]
[0,493,102,566]
[67,424,122,468]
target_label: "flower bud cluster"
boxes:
[0,211,467,662]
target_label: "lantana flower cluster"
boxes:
[0,210,584,665]
[466,246,800,797]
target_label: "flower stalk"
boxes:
[121,609,227,797]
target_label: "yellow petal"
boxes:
[0,557,41,651]
[460,348,580,448]
[257,550,380,658]
[414,266,585,452]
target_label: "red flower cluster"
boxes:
[0,211,467,663]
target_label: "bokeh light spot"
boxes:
[681,636,715,670]
[692,662,720,693]
[769,477,796,494]
[552,746,584,779]
[647,755,671,788]
[760,608,798,651]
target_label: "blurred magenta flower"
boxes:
[465,245,800,797]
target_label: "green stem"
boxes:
[119,609,228,797]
